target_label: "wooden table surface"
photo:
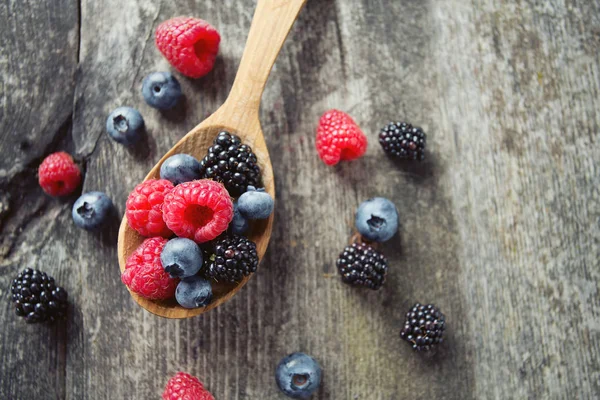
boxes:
[1,0,599,399]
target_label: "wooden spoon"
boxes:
[117,0,307,318]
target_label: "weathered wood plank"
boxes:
[0,0,78,399]
[1,0,599,399]
[63,0,472,398]
[432,1,600,398]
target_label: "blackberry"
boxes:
[336,242,388,290]
[379,121,426,160]
[400,303,446,351]
[199,131,261,196]
[10,268,68,323]
[204,235,259,283]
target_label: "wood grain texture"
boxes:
[0,0,78,399]
[1,0,599,399]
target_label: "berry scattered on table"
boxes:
[38,152,81,197]
[199,131,262,197]
[72,191,113,230]
[11,268,68,323]
[160,154,202,185]
[163,372,214,400]
[121,237,179,300]
[126,179,174,237]
[315,109,368,166]
[400,303,446,351]
[336,242,388,290]
[160,238,203,278]
[106,106,145,145]
[155,17,221,79]
[142,71,182,110]
[379,121,426,161]
[204,234,258,283]
[230,201,249,235]
[237,186,274,220]
[175,276,213,308]
[163,179,233,243]
[355,197,399,243]
[275,352,322,399]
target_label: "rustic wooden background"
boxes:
[1,0,599,398]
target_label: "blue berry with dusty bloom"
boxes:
[106,107,144,145]
[275,352,322,398]
[175,276,213,309]
[72,192,113,230]
[142,71,182,110]
[355,197,398,242]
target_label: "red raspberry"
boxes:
[163,372,214,400]
[163,180,233,243]
[126,179,174,237]
[315,109,368,166]
[121,237,178,300]
[155,17,221,79]
[38,152,81,196]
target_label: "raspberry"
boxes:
[121,237,178,300]
[315,110,368,166]
[38,152,81,196]
[155,17,221,79]
[126,179,174,237]
[163,180,233,243]
[163,372,214,400]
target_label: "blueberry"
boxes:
[175,276,213,309]
[275,352,322,399]
[160,238,203,278]
[72,192,113,230]
[355,197,399,242]
[141,72,182,110]
[237,187,274,220]
[159,154,202,185]
[106,107,145,145]
[230,201,249,235]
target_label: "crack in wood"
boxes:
[76,0,82,63]
[0,112,76,257]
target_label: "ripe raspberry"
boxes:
[121,237,178,300]
[126,179,174,237]
[316,109,368,166]
[163,372,214,400]
[38,152,81,196]
[155,17,221,79]
[163,180,233,243]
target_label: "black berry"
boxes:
[336,242,388,290]
[10,268,68,323]
[199,131,262,196]
[379,122,426,160]
[204,235,259,283]
[400,303,446,351]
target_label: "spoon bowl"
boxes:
[118,119,274,318]
[117,0,306,318]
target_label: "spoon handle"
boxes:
[225,0,307,116]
